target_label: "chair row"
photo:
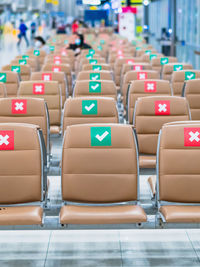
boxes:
[0,122,200,228]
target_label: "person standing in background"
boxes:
[17,19,29,48]
[72,20,79,33]
[30,21,37,40]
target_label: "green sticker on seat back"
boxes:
[19,59,27,65]
[92,65,102,71]
[89,49,95,55]
[89,59,98,65]
[97,45,102,51]
[173,64,183,71]
[91,127,111,146]
[0,73,7,83]
[90,73,100,81]
[11,66,21,73]
[89,81,101,93]
[185,71,196,80]
[136,47,141,51]
[145,50,151,55]
[150,54,157,60]
[50,46,55,51]
[22,55,29,59]
[64,40,68,44]
[160,57,169,65]
[82,100,98,115]
[34,50,40,56]
[86,54,93,59]
[100,40,105,44]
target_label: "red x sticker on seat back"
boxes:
[0,131,14,150]
[12,99,27,114]
[184,128,200,146]
[155,100,170,115]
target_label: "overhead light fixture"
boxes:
[83,0,101,5]
[143,0,150,6]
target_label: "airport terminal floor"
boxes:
[1,1,200,266]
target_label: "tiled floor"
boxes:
[0,229,200,266]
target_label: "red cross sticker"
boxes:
[42,73,52,81]
[0,131,14,150]
[33,83,45,95]
[184,128,200,146]
[155,101,170,115]
[144,81,157,92]
[12,99,27,114]
[52,66,61,72]
[137,72,147,80]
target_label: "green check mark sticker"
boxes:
[185,71,196,80]
[160,57,169,65]
[11,66,21,73]
[89,49,95,55]
[91,127,111,146]
[34,50,40,56]
[92,65,102,71]
[89,59,98,65]
[22,55,29,59]
[86,54,93,59]
[89,81,101,93]
[19,59,27,65]
[90,73,100,81]
[82,100,97,115]
[0,73,6,82]
[173,64,183,71]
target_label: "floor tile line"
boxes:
[186,230,200,263]
[44,230,53,267]
[118,231,124,267]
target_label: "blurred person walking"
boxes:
[17,19,29,48]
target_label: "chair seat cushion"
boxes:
[60,205,147,225]
[0,206,43,225]
[139,155,156,169]
[160,205,200,223]
[148,175,156,196]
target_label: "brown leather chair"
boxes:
[11,58,38,72]
[114,57,143,86]
[0,97,50,160]
[0,82,7,97]
[121,63,152,77]
[133,96,190,169]
[26,49,46,65]
[183,79,200,120]
[62,97,118,135]
[151,56,178,73]
[0,71,19,97]
[42,63,72,95]
[31,71,67,108]
[18,81,61,134]
[79,58,106,72]
[171,70,200,96]
[141,53,163,63]
[157,121,200,225]
[2,64,31,81]
[76,71,113,81]
[108,53,132,70]
[82,64,111,71]
[0,123,46,226]
[60,124,147,225]
[136,49,157,57]
[45,56,74,71]
[127,80,172,124]
[74,80,117,100]
[162,63,193,81]
[122,70,160,106]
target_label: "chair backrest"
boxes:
[158,121,200,203]
[18,81,61,127]
[74,80,117,100]
[11,58,38,72]
[0,71,19,97]
[171,70,200,96]
[183,79,200,120]
[121,63,152,77]
[122,70,160,105]
[79,58,106,71]
[62,97,118,135]
[31,71,67,108]
[76,71,113,81]
[136,49,157,57]
[151,56,178,72]
[134,96,190,155]
[42,63,72,94]
[26,49,46,65]
[2,64,31,81]
[61,124,139,203]
[0,97,49,151]
[141,53,163,63]
[128,80,172,124]
[0,123,45,204]
[82,64,111,71]
[162,63,193,81]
